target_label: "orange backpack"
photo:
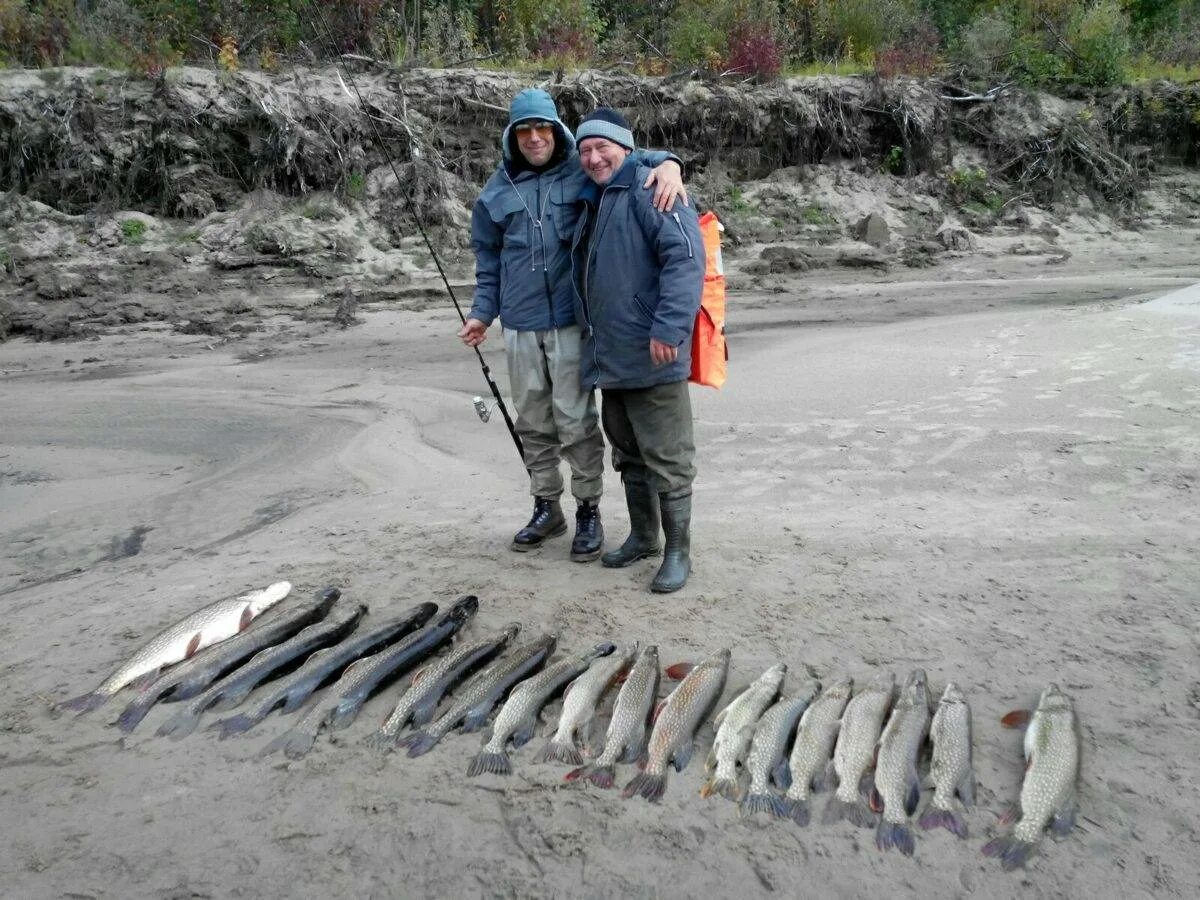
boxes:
[690,211,728,389]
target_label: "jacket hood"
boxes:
[501,88,576,162]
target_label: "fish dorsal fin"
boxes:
[239,605,254,631]
[651,699,667,725]
[185,632,202,659]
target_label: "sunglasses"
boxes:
[514,121,554,137]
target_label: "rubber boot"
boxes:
[511,497,566,551]
[570,500,604,562]
[651,490,691,593]
[601,471,661,568]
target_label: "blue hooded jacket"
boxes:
[469,90,677,333]
[571,157,704,390]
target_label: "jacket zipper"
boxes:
[671,212,694,258]
[581,196,607,387]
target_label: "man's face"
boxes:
[579,138,631,185]
[515,121,555,166]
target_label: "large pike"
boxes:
[982,684,1081,871]
[399,633,557,758]
[871,669,931,855]
[536,643,636,766]
[622,648,730,803]
[823,671,894,828]
[783,679,853,826]
[566,644,659,788]
[468,642,616,776]
[156,603,367,740]
[212,601,439,739]
[701,663,786,800]
[365,625,519,751]
[740,680,821,818]
[261,596,479,759]
[60,581,292,714]
[116,587,340,733]
[918,682,975,838]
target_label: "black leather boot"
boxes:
[511,497,566,551]
[570,500,604,562]
[651,490,691,593]
[601,470,661,568]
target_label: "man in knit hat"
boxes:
[570,107,704,593]
[460,89,687,562]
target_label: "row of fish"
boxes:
[60,582,1081,872]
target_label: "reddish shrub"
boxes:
[874,18,941,77]
[724,21,783,80]
[536,24,596,63]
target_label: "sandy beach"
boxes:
[2,232,1199,898]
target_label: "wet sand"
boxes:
[2,245,1199,898]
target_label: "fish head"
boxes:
[249,581,292,614]
[901,669,930,707]
[1036,683,1073,714]
[750,663,788,696]
[498,623,522,643]
[591,641,617,659]
[796,679,822,704]
[313,586,342,615]
[940,682,967,706]
[825,679,854,700]
[707,648,732,670]
[445,594,480,622]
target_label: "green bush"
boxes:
[668,0,726,67]
[1067,0,1131,87]
[811,0,919,60]
[120,219,147,243]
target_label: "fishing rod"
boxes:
[306,4,525,464]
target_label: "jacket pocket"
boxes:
[671,212,694,259]
[632,293,655,324]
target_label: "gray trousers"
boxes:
[600,381,696,495]
[505,325,604,501]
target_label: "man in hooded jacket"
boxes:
[459,89,687,562]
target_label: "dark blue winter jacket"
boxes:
[571,157,704,390]
[469,125,676,333]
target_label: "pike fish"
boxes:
[622,648,730,803]
[740,680,821,818]
[399,633,557,758]
[60,581,292,714]
[212,601,438,739]
[536,643,636,766]
[468,642,616,776]
[701,663,787,800]
[566,644,660,789]
[156,603,367,740]
[824,671,894,828]
[918,682,975,838]
[783,679,853,826]
[116,587,340,733]
[982,684,1081,871]
[262,596,478,759]
[871,669,931,856]
[365,624,520,751]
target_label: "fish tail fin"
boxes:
[740,791,787,818]
[824,797,876,828]
[535,738,583,766]
[58,691,108,715]
[326,703,359,731]
[398,730,439,758]
[957,768,977,809]
[789,798,812,827]
[621,770,667,803]
[166,680,204,703]
[260,727,317,760]
[213,714,256,739]
[207,689,250,713]
[156,710,201,741]
[363,730,398,753]
[982,835,1037,871]
[699,776,739,801]
[918,807,969,839]
[568,768,614,787]
[115,700,152,733]
[811,760,837,793]
[410,702,437,728]
[467,751,512,777]
[876,821,917,856]
[460,709,490,734]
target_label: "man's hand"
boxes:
[458,318,488,347]
[644,160,689,213]
[650,338,679,366]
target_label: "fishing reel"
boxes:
[472,396,495,423]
